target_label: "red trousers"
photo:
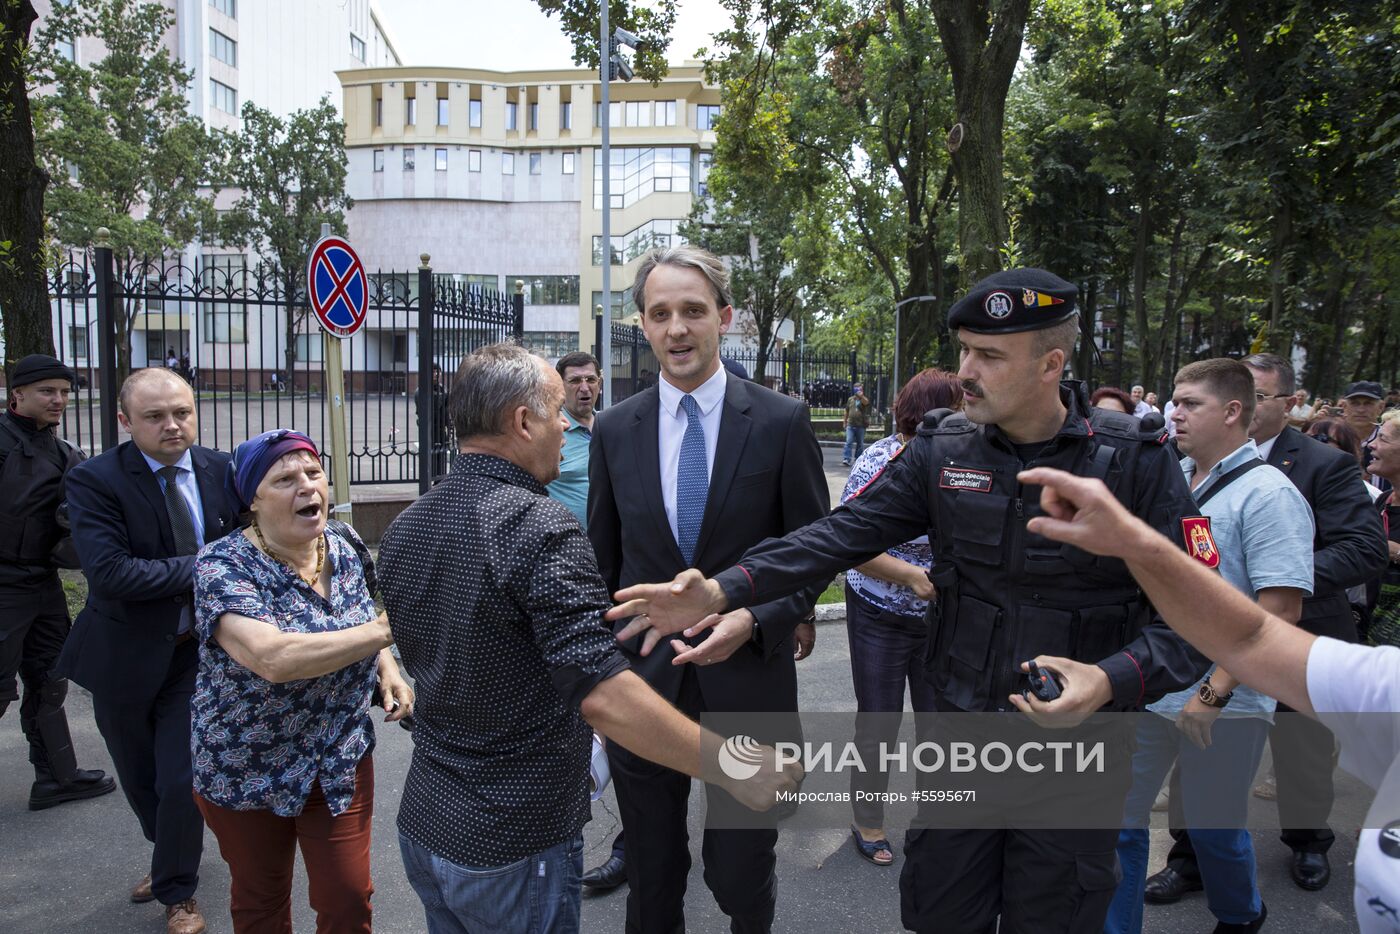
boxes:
[195,754,374,934]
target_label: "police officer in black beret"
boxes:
[1,355,116,809]
[607,269,1211,933]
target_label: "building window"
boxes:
[697,151,713,198]
[293,334,324,362]
[210,28,236,66]
[560,102,572,130]
[373,149,384,172]
[199,254,247,343]
[696,104,722,130]
[435,148,448,171]
[469,99,481,127]
[592,219,685,266]
[528,102,538,131]
[209,0,235,18]
[528,152,541,175]
[374,97,383,127]
[624,101,652,127]
[509,275,580,306]
[505,101,517,131]
[502,152,514,175]
[403,148,415,171]
[350,33,366,62]
[55,37,75,62]
[657,101,676,126]
[405,97,417,126]
[69,326,88,359]
[591,288,635,320]
[562,152,575,174]
[209,78,237,114]
[594,102,625,128]
[437,97,449,126]
[593,147,692,209]
[468,149,481,172]
[522,331,579,359]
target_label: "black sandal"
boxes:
[850,824,894,866]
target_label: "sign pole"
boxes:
[323,329,352,528]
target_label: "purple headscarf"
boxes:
[227,429,320,511]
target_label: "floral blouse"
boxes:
[191,530,377,817]
[840,434,934,618]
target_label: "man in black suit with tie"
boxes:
[1148,353,1387,903]
[588,244,830,934]
[58,368,237,934]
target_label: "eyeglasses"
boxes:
[1255,392,1291,402]
[565,376,600,387]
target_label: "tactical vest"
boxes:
[917,407,1163,712]
[0,415,84,567]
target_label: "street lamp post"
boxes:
[892,294,937,401]
[598,13,640,408]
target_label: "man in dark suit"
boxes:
[1148,353,1387,903]
[58,368,237,934]
[588,244,829,934]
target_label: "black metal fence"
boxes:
[44,238,520,492]
[607,325,891,411]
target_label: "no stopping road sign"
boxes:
[307,236,368,338]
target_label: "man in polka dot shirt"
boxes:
[380,342,801,934]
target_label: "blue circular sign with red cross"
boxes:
[307,236,368,338]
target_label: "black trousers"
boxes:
[0,580,74,778]
[900,826,1122,934]
[91,638,202,905]
[607,667,778,934]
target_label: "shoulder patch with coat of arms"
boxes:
[1182,516,1220,569]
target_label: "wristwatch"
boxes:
[1197,680,1233,709]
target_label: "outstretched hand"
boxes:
[606,570,729,656]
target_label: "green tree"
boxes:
[216,97,351,377]
[534,0,677,81]
[0,0,49,370]
[32,0,219,377]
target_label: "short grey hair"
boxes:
[632,244,733,315]
[449,342,552,440]
[1031,313,1080,359]
[1241,352,1296,396]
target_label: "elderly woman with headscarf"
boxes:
[190,429,412,934]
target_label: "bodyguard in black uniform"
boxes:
[0,354,115,810]
[609,269,1210,934]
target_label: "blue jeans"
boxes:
[400,831,583,934]
[1104,714,1269,933]
[844,426,866,463]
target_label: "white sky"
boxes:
[378,0,733,70]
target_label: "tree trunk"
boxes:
[932,0,1031,287]
[1130,192,1153,389]
[1076,276,1097,383]
[0,1,54,371]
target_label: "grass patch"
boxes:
[818,579,844,605]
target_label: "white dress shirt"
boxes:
[657,364,727,546]
[1254,433,1278,463]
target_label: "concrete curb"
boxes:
[815,602,845,624]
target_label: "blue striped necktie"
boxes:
[676,394,708,565]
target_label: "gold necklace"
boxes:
[252,521,325,587]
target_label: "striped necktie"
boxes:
[675,394,708,565]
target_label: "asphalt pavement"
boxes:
[0,447,1368,932]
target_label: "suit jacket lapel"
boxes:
[1268,427,1301,475]
[190,446,230,546]
[122,442,175,554]
[693,378,752,562]
[632,390,687,567]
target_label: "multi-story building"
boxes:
[337,63,740,358]
[36,0,401,374]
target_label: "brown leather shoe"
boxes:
[165,899,205,934]
[130,873,154,904]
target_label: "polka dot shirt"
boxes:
[379,453,630,868]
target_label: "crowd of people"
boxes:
[6,246,1400,934]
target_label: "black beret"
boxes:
[8,354,75,389]
[947,268,1078,335]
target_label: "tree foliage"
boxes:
[31,0,219,377]
[216,97,351,374]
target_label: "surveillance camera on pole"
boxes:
[613,55,634,82]
[613,27,642,48]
